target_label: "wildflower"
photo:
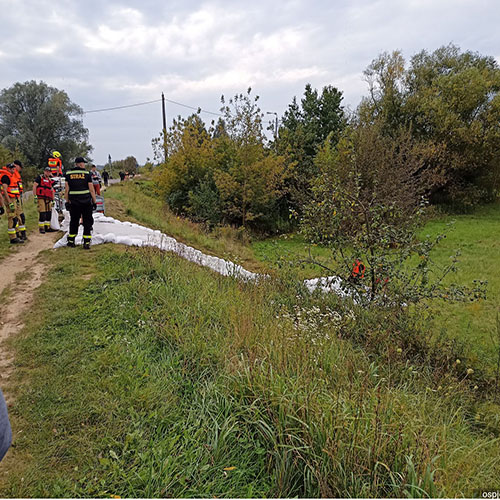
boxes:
[474,385,479,390]
[466,368,474,375]
[223,467,236,471]
[455,359,461,365]
[396,348,402,354]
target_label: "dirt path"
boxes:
[0,232,58,400]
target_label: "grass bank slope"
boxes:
[105,181,500,371]
[2,243,499,497]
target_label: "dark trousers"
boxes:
[69,199,94,238]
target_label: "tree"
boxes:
[0,80,92,168]
[216,89,286,229]
[153,114,216,214]
[111,156,140,178]
[359,45,500,208]
[152,91,286,232]
[301,124,486,306]
[277,84,346,211]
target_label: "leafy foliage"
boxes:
[360,45,500,208]
[0,80,92,168]
[277,84,346,210]
[301,124,487,306]
[153,90,286,231]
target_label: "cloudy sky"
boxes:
[1,0,499,164]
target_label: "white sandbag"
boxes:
[54,213,348,294]
[50,207,61,230]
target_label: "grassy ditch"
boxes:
[104,181,500,376]
[104,180,265,274]
[2,243,499,497]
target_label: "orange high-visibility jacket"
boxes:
[352,259,366,279]
[48,157,63,176]
[12,169,23,194]
[0,168,21,198]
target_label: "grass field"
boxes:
[2,180,499,497]
[2,243,500,497]
[105,181,500,375]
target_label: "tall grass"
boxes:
[105,182,500,375]
[3,244,499,497]
[104,181,265,273]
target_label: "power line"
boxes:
[83,96,223,117]
[83,99,162,114]
[163,97,223,117]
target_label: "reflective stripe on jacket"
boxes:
[12,170,23,193]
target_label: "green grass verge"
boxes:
[103,181,500,374]
[415,204,500,374]
[2,244,500,497]
[104,181,266,274]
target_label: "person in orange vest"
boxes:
[33,167,56,234]
[12,160,27,241]
[48,150,63,177]
[1,163,24,244]
[351,259,366,280]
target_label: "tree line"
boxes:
[152,44,500,237]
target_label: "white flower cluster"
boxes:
[278,305,355,344]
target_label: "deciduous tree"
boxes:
[0,80,92,167]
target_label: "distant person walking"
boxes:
[102,169,110,187]
[90,165,102,195]
[65,157,97,250]
[33,167,56,233]
[119,171,125,181]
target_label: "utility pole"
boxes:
[266,111,279,150]
[162,92,167,162]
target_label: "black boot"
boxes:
[83,240,91,250]
[10,238,24,244]
[39,227,46,234]
[20,231,27,241]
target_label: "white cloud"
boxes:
[1,0,499,163]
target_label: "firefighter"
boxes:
[48,150,63,177]
[12,160,27,240]
[0,163,24,244]
[64,157,96,249]
[33,167,56,233]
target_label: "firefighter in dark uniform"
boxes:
[64,157,97,249]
